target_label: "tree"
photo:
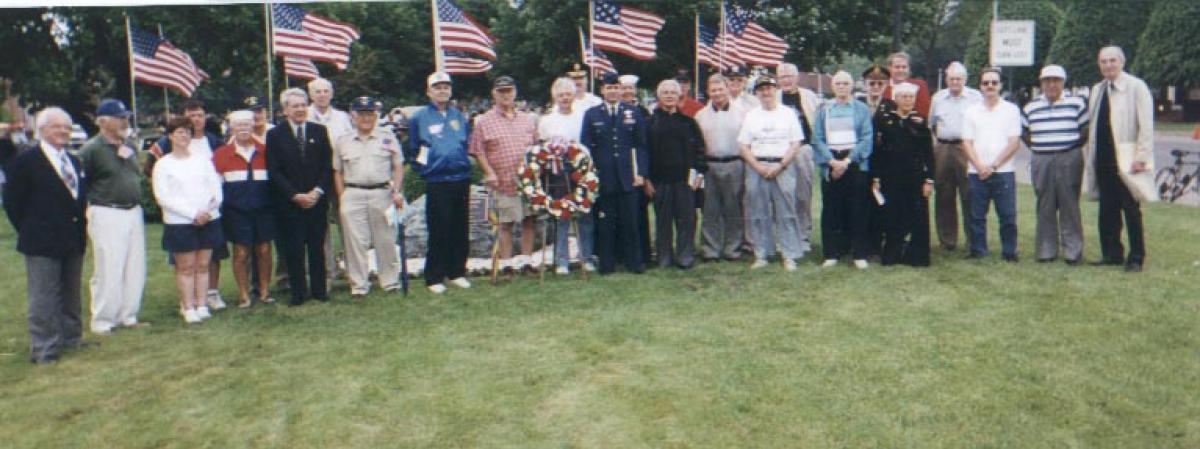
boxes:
[1133,0,1200,88]
[1045,0,1151,88]
[963,0,1063,94]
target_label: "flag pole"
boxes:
[577,27,587,76]
[157,24,171,115]
[693,14,700,98]
[719,2,726,70]
[123,11,139,129]
[264,1,275,118]
[587,0,595,94]
[431,0,445,72]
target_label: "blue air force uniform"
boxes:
[580,76,649,274]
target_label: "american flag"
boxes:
[723,3,788,67]
[579,32,615,76]
[436,0,496,60]
[696,23,733,71]
[284,56,320,81]
[130,27,208,97]
[443,50,492,75]
[591,0,664,61]
[271,4,359,70]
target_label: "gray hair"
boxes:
[888,51,911,66]
[306,77,333,92]
[34,107,72,139]
[279,87,309,108]
[656,79,682,95]
[1098,46,1126,63]
[707,74,729,87]
[551,77,577,96]
[777,63,799,76]
[945,61,968,77]
[831,70,853,84]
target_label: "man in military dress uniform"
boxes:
[581,73,649,274]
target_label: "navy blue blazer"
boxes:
[3,142,88,257]
[581,102,649,195]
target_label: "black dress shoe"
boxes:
[1124,262,1143,273]
[1003,254,1019,263]
[31,355,59,365]
[1090,259,1122,266]
[966,252,987,259]
[1065,258,1082,266]
[1037,258,1055,263]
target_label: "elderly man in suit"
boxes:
[266,88,333,305]
[4,107,90,364]
[581,72,649,274]
[1083,46,1156,273]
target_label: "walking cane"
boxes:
[488,195,502,286]
[398,221,409,296]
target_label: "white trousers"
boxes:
[86,205,146,331]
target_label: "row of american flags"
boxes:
[128,0,787,98]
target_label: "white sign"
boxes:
[990,20,1036,67]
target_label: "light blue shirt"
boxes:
[930,87,983,140]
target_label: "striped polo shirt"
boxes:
[1021,94,1089,152]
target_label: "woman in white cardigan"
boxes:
[152,117,224,323]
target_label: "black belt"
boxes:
[345,182,390,190]
[937,138,962,144]
[1031,147,1080,155]
[707,156,741,163]
[89,201,138,210]
[756,157,783,163]
[830,149,851,160]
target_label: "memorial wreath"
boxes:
[517,139,598,220]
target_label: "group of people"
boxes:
[4,45,1155,364]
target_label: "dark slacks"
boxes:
[820,164,870,260]
[652,181,697,268]
[1096,164,1145,264]
[595,190,644,274]
[424,181,469,285]
[277,200,328,304]
[880,179,931,267]
[25,254,83,363]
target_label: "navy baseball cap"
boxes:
[599,72,621,86]
[492,75,516,90]
[350,96,379,112]
[242,95,266,110]
[96,99,132,118]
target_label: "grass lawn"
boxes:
[1,184,1198,448]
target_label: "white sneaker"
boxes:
[821,259,838,268]
[513,255,529,270]
[555,266,569,275]
[582,262,596,272]
[750,259,769,270]
[854,259,869,270]
[427,283,447,294]
[196,306,212,320]
[183,309,202,324]
[206,290,227,310]
[783,259,798,272]
[449,277,472,289]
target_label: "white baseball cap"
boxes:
[1039,65,1067,80]
[427,72,452,88]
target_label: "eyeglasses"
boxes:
[981,80,1001,86]
[866,81,886,86]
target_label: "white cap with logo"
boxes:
[427,72,453,88]
[1039,65,1067,80]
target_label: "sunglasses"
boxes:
[981,80,1001,86]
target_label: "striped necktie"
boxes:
[59,151,77,197]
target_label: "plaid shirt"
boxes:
[468,108,537,195]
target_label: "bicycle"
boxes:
[1155,149,1200,202]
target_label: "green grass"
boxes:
[1157,121,1197,135]
[1,184,1198,448]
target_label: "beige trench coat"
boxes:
[1082,72,1157,203]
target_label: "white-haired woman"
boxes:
[812,71,874,269]
[538,77,596,274]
